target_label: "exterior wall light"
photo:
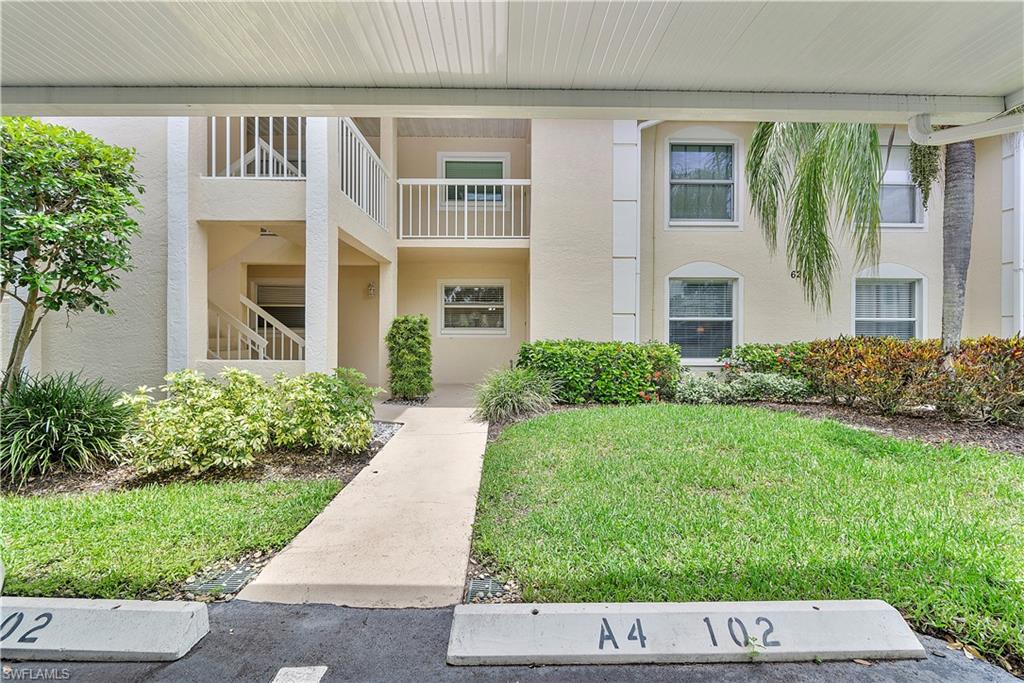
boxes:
[367,282,376,298]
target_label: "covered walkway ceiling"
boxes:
[2,1,1022,123]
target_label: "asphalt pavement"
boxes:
[4,600,1015,683]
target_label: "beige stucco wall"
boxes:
[35,117,169,391]
[963,135,1004,337]
[339,265,381,382]
[397,248,529,384]
[530,119,614,340]
[639,121,1004,353]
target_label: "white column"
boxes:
[612,120,640,342]
[379,117,398,236]
[1002,132,1024,336]
[166,117,191,373]
[305,117,339,372]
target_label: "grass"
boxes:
[474,403,1024,664]
[1,479,341,599]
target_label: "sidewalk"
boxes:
[237,385,486,608]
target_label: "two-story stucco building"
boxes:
[4,115,1022,392]
[2,1,1023,392]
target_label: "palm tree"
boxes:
[746,123,883,309]
[747,122,979,354]
[938,141,976,352]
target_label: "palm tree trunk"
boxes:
[940,140,976,355]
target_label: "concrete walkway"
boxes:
[238,385,486,608]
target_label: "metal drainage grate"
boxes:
[467,576,506,600]
[184,563,259,595]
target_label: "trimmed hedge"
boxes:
[385,315,433,399]
[719,342,810,379]
[517,339,681,404]
[804,336,1024,424]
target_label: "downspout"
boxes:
[636,120,662,342]
[907,112,1023,146]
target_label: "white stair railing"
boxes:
[339,118,389,230]
[240,295,305,361]
[397,179,531,238]
[207,116,305,179]
[208,301,268,360]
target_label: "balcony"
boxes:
[206,116,306,179]
[397,179,530,239]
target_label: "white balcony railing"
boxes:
[339,118,388,229]
[397,179,530,239]
[206,116,305,179]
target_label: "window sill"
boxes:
[880,223,926,231]
[439,329,509,338]
[667,222,742,231]
[681,359,725,368]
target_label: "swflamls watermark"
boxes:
[1,667,72,681]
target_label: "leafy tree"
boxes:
[0,117,143,392]
[746,122,883,309]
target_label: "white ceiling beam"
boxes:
[1,87,1005,124]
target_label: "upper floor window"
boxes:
[854,279,919,339]
[439,281,507,335]
[439,153,507,202]
[880,145,925,228]
[669,142,736,224]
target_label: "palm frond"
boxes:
[746,121,882,310]
[786,131,840,309]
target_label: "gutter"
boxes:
[908,112,1024,146]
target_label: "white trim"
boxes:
[665,126,744,230]
[4,87,1004,123]
[852,263,927,339]
[166,117,190,373]
[437,279,510,337]
[664,262,743,365]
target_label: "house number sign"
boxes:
[447,600,927,665]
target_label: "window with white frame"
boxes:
[668,279,736,358]
[879,145,925,227]
[440,154,506,202]
[854,279,919,339]
[440,283,506,334]
[669,142,736,223]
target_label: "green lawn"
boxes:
[474,404,1024,662]
[1,479,341,599]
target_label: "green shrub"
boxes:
[118,368,274,475]
[675,373,734,404]
[0,373,131,487]
[517,340,681,404]
[272,368,376,453]
[385,315,433,399]
[675,371,811,405]
[719,341,811,379]
[728,371,813,403]
[474,368,557,423]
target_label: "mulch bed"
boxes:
[6,420,403,497]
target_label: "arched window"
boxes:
[666,262,743,362]
[853,264,927,339]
